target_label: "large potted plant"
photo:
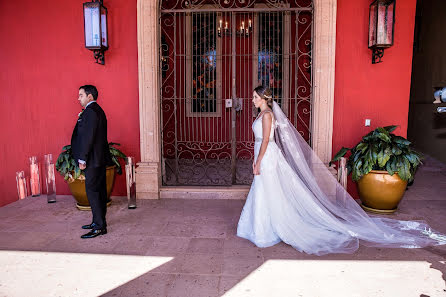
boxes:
[330,126,422,213]
[56,142,126,210]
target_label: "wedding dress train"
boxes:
[237,102,446,255]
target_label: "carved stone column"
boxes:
[136,0,161,199]
[312,0,337,164]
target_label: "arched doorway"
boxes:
[136,0,336,198]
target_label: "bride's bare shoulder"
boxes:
[261,110,273,124]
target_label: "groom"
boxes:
[71,85,112,239]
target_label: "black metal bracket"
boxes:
[94,50,105,65]
[235,29,251,37]
[372,48,384,64]
[217,29,232,38]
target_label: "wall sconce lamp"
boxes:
[217,19,252,37]
[237,19,252,37]
[368,0,395,64]
[218,19,230,37]
[83,0,108,65]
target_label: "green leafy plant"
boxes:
[330,126,422,182]
[56,142,127,181]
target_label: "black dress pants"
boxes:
[84,165,107,230]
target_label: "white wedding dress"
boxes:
[237,102,446,255]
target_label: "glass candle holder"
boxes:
[337,157,348,190]
[16,171,28,200]
[44,154,56,203]
[29,156,41,197]
[125,156,136,209]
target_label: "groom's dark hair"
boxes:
[79,85,98,100]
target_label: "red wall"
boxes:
[0,0,417,206]
[0,0,139,206]
[333,0,417,197]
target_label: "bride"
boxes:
[237,85,446,255]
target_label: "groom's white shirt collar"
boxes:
[85,100,95,109]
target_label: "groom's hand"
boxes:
[79,163,86,170]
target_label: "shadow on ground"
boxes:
[0,156,445,297]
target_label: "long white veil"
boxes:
[272,101,446,251]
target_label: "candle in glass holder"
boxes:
[16,171,27,199]
[44,154,56,203]
[29,156,41,197]
[125,156,136,209]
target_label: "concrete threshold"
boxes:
[160,185,250,199]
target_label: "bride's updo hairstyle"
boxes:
[254,85,273,109]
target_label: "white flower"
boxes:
[78,110,84,118]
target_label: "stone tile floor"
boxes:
[0,156,446,297]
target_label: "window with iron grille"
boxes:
[192,13,218,113]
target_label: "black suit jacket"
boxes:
[71,101,112,168]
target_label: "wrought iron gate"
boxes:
[160,0,313,186]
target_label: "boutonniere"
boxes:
[78,109,84,118]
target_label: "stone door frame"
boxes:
[135,0,337,199]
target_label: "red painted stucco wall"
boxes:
[333,0,417,197]
[0,0,417,206]
[0,0,139,206]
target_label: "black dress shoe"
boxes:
[81,228,107,239]
[82,223,97,230]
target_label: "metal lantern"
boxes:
[368,0,395,64]
[83,0,108,65]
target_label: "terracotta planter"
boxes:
[67,166,116,210]
[357,170,408,214]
